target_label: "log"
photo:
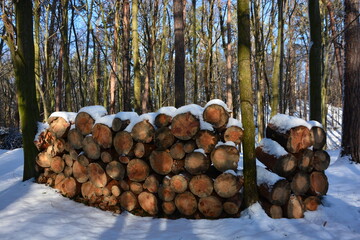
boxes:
[171,112,200,140]
[87,162,108,188]
[131,120,155,143]
[290,171,310,196]
[105,179,120,196]
[313,150,330,171]
[214,172,242,198]
[155,127,175,150]
[210,145,239,172]
[127,159,150,182]
[143,175,159,193]
[78,154,90,167]
[34,130,55,151]
[133,142,155,158]
[183,140,197,153]
[223,126,243,145]
[48,116,71,138]
[75,112,94,136]
[60,177,80,198]
[296,149,314,172]
[130,181,144,194]
[309,171,328,196]
[50,156,65,173]
[63,165,73,177]
[47,138,66,157]
[310,126,326,150]
[149,150,174,175]
[189,174,214,198]
[119,191,138,212]
[81,181,102,200]
[170,142,185,160]
[111,185,121,197]
[119,156,130,164]
[266,124,313,153]
[92,123,113,149]
[119,180,130,191]
[223,193,242,215]
[185,152,210,175]
[113,131,134,155]
[63,154,74,167]
[36,151,52,168]
[195,130,218,153]
[67,128,83,150]
[101,150,113,163]
[258,179,291,206]
[162,201,176,215]
[54,173,66,192]
[303,196,321,211]
[260,199,283,219]
[255,145,297,178]
[175,191,198,216]
[203,104,229,129]
[285,195,305,219]
[198,196,223,219]
[112,117,130,132]
[171,159,185,174]
[155,113,172,128]
[106,161,125,180]
[170,173,190,193]
[82,136,101,160]
[158,185,176,201]
[138,191,158,215]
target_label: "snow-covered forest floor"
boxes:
[0,105,359,240]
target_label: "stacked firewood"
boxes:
[256,114,329,219]
[34,100,245,219]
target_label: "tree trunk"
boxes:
[174,0,185,107]
[270,0,284,117]
[308,0,322,122]
[2,0,40,180]
[122,0,131,111]
[237,0,258,207]
[132,0,141,113]
[341,0,360,162]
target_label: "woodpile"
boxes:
[34,100,245,219]
[256,114,329,219]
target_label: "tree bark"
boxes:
[308,0,323,122]
[132,0,141,113]
[174,0,185,107]
[2,0,40,180]
[237,0,258,207]
[341,0,360,162]
[122,0,131,111]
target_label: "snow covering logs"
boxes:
[256,114,329,219]
[34,100,245,219]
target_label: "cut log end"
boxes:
[214,172,242,198]
[175,191,198,216]
[127,159,150,182]
[198,196,223,219]
[171,112,200,140]
[185,152,210,175]
[75,112,95,136]
[131,120,155,143]
[149,150,174,175]
[113,131,133,155]
[211,145,239,172]
[203,104,229,129]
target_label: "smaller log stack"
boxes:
[34,100,245,219]
[256,114,329,219]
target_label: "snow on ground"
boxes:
[0,148,360,240]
